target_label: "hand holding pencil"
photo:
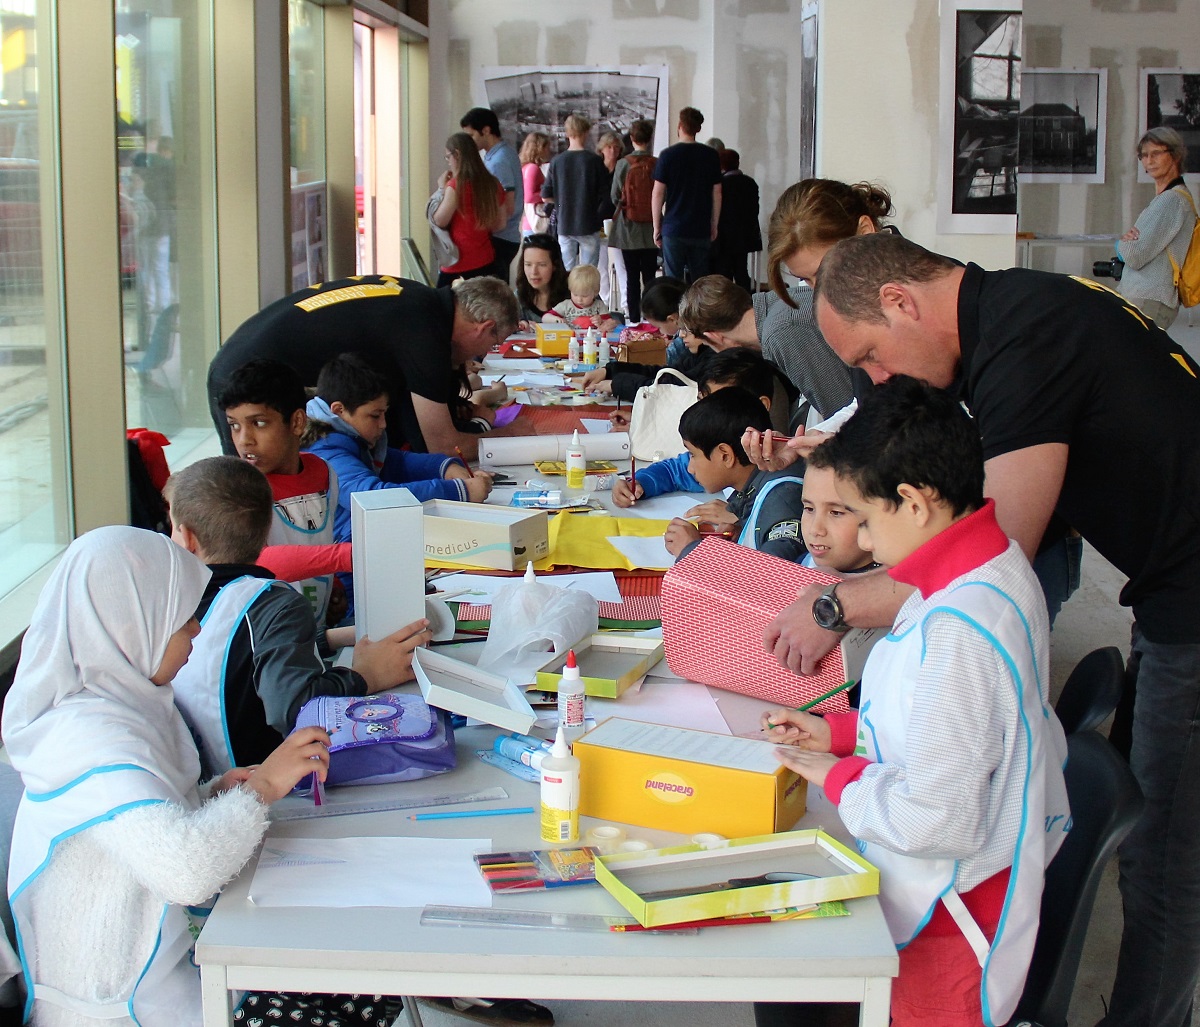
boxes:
[760,708,831,751]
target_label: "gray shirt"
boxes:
[483,140,524,243]
[1117,183,1195,309]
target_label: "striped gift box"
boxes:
[661,537,858,715]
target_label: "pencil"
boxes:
[407,806,535,821]
[766,681,856,728]
[496,375,506,383]
[455,446,476,477]
[311,771,323,807]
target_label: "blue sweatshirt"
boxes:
[633,452,706,499]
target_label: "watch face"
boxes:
[813,595,839,629]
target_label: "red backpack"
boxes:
[621,153,656,223]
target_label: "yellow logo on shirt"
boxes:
[294,276,403,312]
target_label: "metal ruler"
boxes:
[270,786,510,823]
[420,905,696,934]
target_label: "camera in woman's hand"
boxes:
[1093,257,1125,281]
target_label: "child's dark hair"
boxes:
[315,353,388,411]
[678,387,771,464]
[640,277,687,322]
[163,456,272,565]
[807,375,984,516]
[217,358,306,419]
[701,347,777,401]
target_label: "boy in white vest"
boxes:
[165,456,430,779]
[763,376,1070,1027]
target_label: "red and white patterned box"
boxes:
[661,537,880,715]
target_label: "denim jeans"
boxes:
[1099,625,1200,1027]
[558,233,600,271]
[661,235,712,282]
[1031,532,1083,628]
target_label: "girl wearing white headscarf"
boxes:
[3,526,329,1027]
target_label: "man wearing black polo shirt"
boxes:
[208,275,518,460]
[652,106,722,282]
[762,233,1200,1027]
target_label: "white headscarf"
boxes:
[3,525,212,801]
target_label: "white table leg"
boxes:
[200,962,234,1027]
[859,977,892,1027]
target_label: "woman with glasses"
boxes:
[1116,127,1196,330]
[431,132,505,287]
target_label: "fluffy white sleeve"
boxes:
[88,785,269,905]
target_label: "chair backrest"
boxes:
[1009,730,1143,1027]
[1054,646,1125,735]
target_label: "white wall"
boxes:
[818,0,1017,269]
[1021,0,1200,272]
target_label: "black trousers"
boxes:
[622,247,659,322]
[490,236,521,284]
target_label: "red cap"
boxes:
[566,650,577,669]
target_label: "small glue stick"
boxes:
[557,650,586,743]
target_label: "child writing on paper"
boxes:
[545,264,618,334]
[2,526,399,1027]
[661,387,806,563]
[762,377,1069,1027]
[165,457,430,778]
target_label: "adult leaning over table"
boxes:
[761,232,1200,1027]
[208,275,518,461]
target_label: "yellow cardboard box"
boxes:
[422,500,550,570]
[574,718,806,838]
[535,634,664,698]
[533,323,575,357]
[595,830,879,927]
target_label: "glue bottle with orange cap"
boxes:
[557,649,586,743]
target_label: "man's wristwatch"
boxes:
[812,582,852,633]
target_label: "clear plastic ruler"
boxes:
[420,905,697,934]
[270,786,510,823]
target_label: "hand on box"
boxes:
[613,476,643,507]
[542,312,565,323]
[352,618,433,692]
[242,726,331,805]
[664,517,702,557]
[773,748,838,788]
[761,708,831,751]
[765,582,839,676]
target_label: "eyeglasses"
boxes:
[1139,148,1171,161]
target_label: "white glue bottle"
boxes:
[557,649,586,742]
[598,332,611,365]
[568,332,580,365]
[582,326,598,366]
[565,430,586,493]
[540,725,581,844]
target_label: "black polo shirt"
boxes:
[957,262,1200,642]
[209,276,457,452]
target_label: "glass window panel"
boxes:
[116,0,218,453]
[0,0,71,600]
[289,0,326,289]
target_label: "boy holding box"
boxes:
[764,377,1069,1027]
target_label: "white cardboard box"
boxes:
[422,500,550,570]
[351,489,426,644]
[412,647,537,734]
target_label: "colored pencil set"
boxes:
[473,847,600,892]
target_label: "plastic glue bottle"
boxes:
[582,326,598,366]
[598,332,611,366]
[557,649,586,743]
[540,725,581,844]
[568,332,581,365]
[565,430,586,493]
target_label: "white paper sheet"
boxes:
[480,374,522,386]
[580,418,612,434]
[433,571,622,605]
[482,358,546,371]
[616,491,726,521]
[606,535,674,570]
[522,372,570,387]
[248,836,493,908]
[591,679,731,735]
[584,719,780,773]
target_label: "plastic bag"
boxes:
[475,569,599,685]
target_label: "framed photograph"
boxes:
[1018,69,1106,183]
[938,0,1022,235]
[1138,68,1200,184]
[478,65,670,156]
[798,1,819,182]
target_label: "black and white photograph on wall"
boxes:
[937,0,1022,235]
[1139,69,1200,183]
[798,1,819,182]
[478,65,670,156]
[1019,68,1106,184]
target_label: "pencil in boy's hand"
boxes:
[496,375,506,383]
[311,771,323,806]
[455,447,476,477]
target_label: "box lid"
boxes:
[413,647,536,734]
